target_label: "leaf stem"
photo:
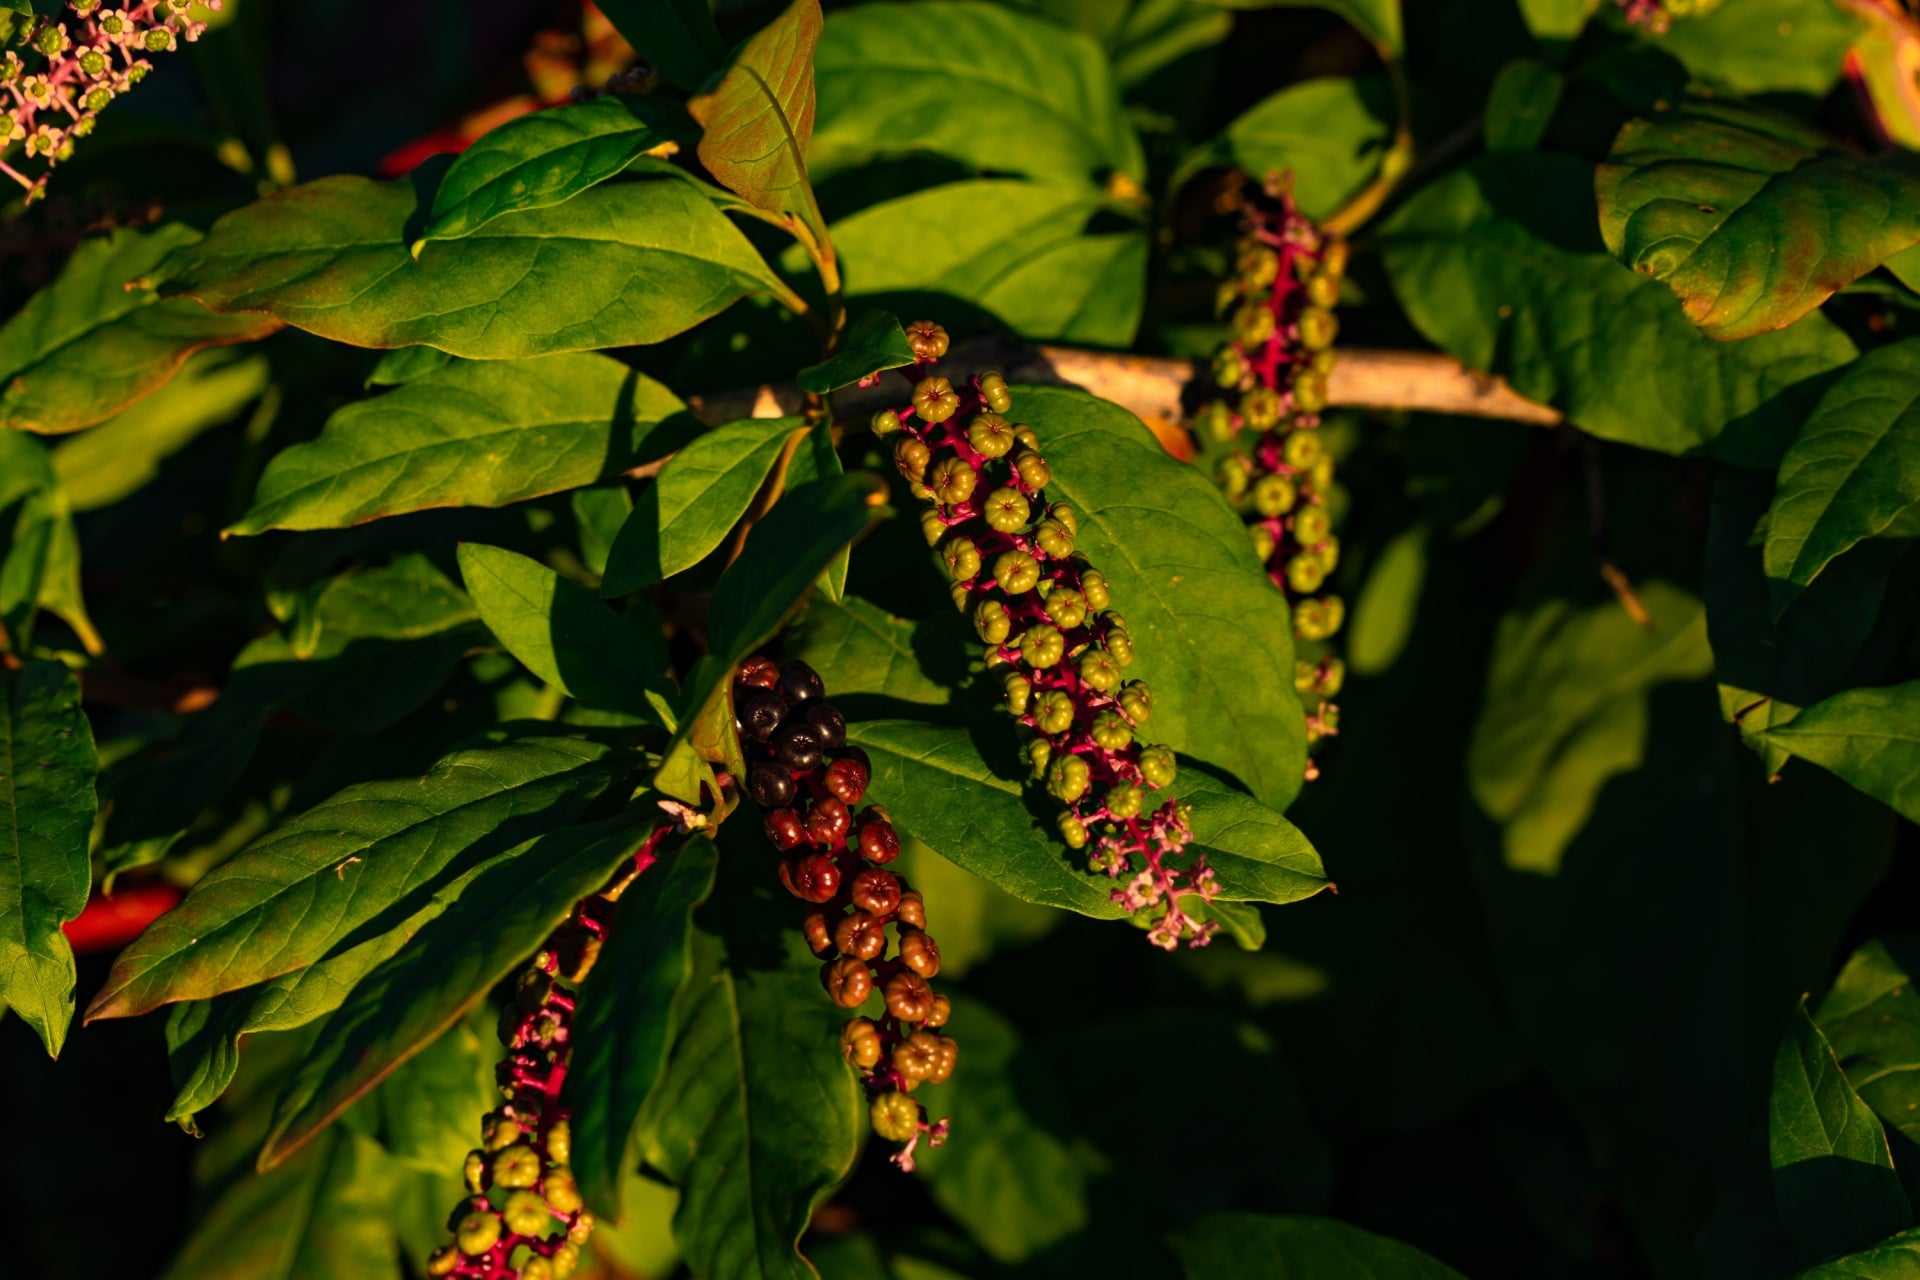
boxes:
[1324,45,1414,237]
[727,423,812,568]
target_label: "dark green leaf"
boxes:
[156,173,787,358]
[227,354,698,536]
[784,418,852,601]
[370,1006,496,1173]
[1763,339,1920,617]
[1770,1001,1910,1264]
[365,343,451,386]
[1764,681,1920,823]
[573,485,633,580]
[1485,60,1562,151]
[418,95,697,247]
[1651,0,1860,98]
[260,811,661,1168]
[1596,102,1920,340]
[601,417,802,596]
[87,728,635,1022]
[595,0,727,91]
[0,223,279,435]
[797,310,915,394]
[1794,1229,1920,1278]
[824,180,1147,347]
[1379,151,1857,463]
[785,593,955,712]
[568,837,718,1218]
[1033,0,1231,88]
[1346,522,1427,675]
[1176,77,1394,220]
[1818,939,1920,1150]
[458,542,675,725]
[0,660,95,1057]
[1021,385,1307,809]
[1169,1214,1467,1279]
[1190,0,1401,54]
[811,1,1143,185]
[689,0,826,241]
[1516,0,1592,41]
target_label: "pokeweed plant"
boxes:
[6,1,1920,1279]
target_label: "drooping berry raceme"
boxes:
[0,1,216,202]
[734,656,957,1171]
[877,335,1219,950]
[425,825,674,1280]
[1193,174,1346,778]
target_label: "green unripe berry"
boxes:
[457,1211,502,1256]
[894,436,930,482]
[37,25,67,56]
[1021,623,1066,669]
[544,1168,584,1215]
[1105,785,1143,819]
[145,27,175,52]
[1294,368,1329,414]
[1322,536,1340,572]
[1298,306,1338,351]
[523,1260,556,1280]
[1106,629,1134,668]
[1239,245,1279,288]
[1293,505,1331,546]
[1091,711,1133,750]
[553,1243,582,1279]
[1250,524,1276,562]
[1306,272,1340,309]
[1047,754,1091,803]
[429,1246,462,1276]
[82,85,111,111]
[1081,570,1111,611]
[464,1149,487,1192]
[1119,681,1153,724]
[1036,690,1075,735]
[1004,671,1031,715]
[546,1120,571,1164]
[1027,737,1052,778]
[78,48,106,75]
[1240,386,1282,432]
[1311,454,1335,492]
[1294,660,1321,694]
[1217,455,1251,501]
[1014,424,1041,450]
[942,536,981,583]
[1287,553,1327,593]
[1058,811,1089,848]
[493,1144,542,1189]
[993,549,1041,594]
[1079,650,1121,693]
[502,1190,550,1237]
[1312,348,1338,378]
[1233,303,1275,347]
[913,376,961,423]
[930,455,977,506]
[979,372,1014,413]
[974,599,1011,645]
[1197,400,1237,443]
[872,409,903,436]
[871,1091,921,1142]
[983,486,1030,532]
[1050,503,1079,537]
[1321,655,1347,695]
[1213,346,1249,389]
[1013,448,1051,491]
[1321,238,1350,280]
[1034,518,1073,559]
[968,412,1015,458]
[1138,746,1177,790]
[950,582,973,612]
[1044,587,1087,630]
[1282,431,1323,470]
[919,508,947,547]
[484,1117,523,1151]
[1253,473,1296,518]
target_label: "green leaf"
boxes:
[1770,1001,1910,1265]
[915,995,1088,1262]
[0,660,95,1057]
[1485,60,1563,152]
[797,310,916,394]
[1763,339,1920,617]
[823,180,1147,348]
[785,593,956,712]
[1176,77,1394,220]
[1032,0,1232,89]
[156,172,787,358]
[1794,1229,1920,1278]
[365,343,452,386]
[636,841,861,1280]
[0,223,279,435]
[1596,103,1920,341]
[458,542,675,725]
[161,1128,404,1280]
[1379,151,1858,463]
[1818,939,1920,1150]
[1763,681,1920,823]
[369,1006,496,1173]
[1650,0,1861,98]
[1169,1214,1466,1278]
[784,418,852,601]
[1347,522,1427,676]
[1020,384,1307,810]
[811,1,1144,185]
[417,95,696,248]
[595,0,727,91]
[86,728,635,1022]
[568,837,718,1219]
[602,417,803,596]
[1516,0,1596,41]
[689,0,826,242]
[259,811,660,1168]
[1189,0,1402,55]
[228,353,699,536]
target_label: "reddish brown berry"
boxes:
[782,853,841,904]
[833,910,887,961]
[898,929,941,978]
[893,1030,943,1082]
[896,888,927,930]
[928,1034,958,1083]
[824,956,873,1008]
[857,808,899,863]
[805,795,852,847]
[924,994,951,1028]
[824,757,870,805]
[737,656,780,690]
[851,867,902,916]
[884,970,934,1022]
[800,912,833,954]
[840,1017,883,1068]
[764,808,805,851]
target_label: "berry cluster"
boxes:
[0,1,217,202]
[734,656,956,1169]
[426,825,673,1280]
[877,324,1216,950]
[1612,0,1719,32]
[1193,176,1346,777]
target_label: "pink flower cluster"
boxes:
[880,326,1217,949]
[1,0,217,202]
[425,825,671,1280]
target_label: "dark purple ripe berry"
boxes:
[803,702,847,749]
[779,660,825,707]
[738,690,788,743]
[774,721,825,771]
[748,761,796,808]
